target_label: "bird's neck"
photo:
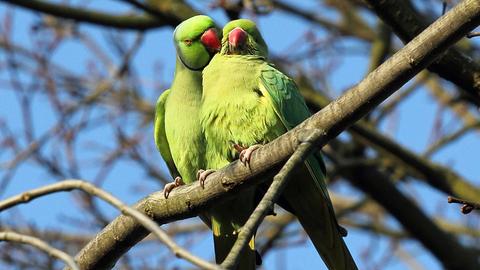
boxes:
[171,56,203,97]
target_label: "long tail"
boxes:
[280,153,358,270]
[212,225,256,270]
[210,191,257,270]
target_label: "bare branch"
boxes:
[466,31,480,38]
[424,122,480,157]
[272,0,375,41]
[364,0,480,108]
[0,0,198,30]
[0,180,220,270]
[448,196,480,214]
[0,231,80,270]
[336,158,479,269]
[298,77,480,202]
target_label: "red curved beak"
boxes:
[200,28,221,53]
[228,27,247,48]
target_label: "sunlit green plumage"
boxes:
[154,15,220,240]
[202,19,357,270]
[155,15,217,186]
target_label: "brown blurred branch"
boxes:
[272,0,375,41]
[335,159,479,269]
[258,213,296,256]
[0,0,197,30]
[466,31,480,38]
[365,0,480,108]
[72,2,480,269]
[448,196,480,214]
[424,121,480,157]
[367,21,392,73]
[0,231,80,270]
[426,77,479,129]
[375,71,429,121]
[334,194,480,239]
[0,180,219,270]
[297,80,480,202]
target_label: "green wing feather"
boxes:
[154,89,180,178]
[259,65,356,270]
[259,65,330,199]
[259,65,309,128]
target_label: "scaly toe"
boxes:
[163,183,175,199]
[240,144,262,166]
[239,150,247,165]
[196,169,216,188]
[163,176,184,199]
[174,176,184,186]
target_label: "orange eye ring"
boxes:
[184,39,193,46]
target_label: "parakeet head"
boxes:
[221,19,268,57]
[174,15,221,70]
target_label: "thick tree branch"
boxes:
[0,0,198,30]
[73,1,480,269]
[365,0,480,107]
[0,231,79,270]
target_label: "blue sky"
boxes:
[0,1,479,269]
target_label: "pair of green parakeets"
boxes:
[154,15,357,270]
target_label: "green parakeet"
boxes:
[201,19,357,270]
[155,16,262,268]
[154,15,220,197]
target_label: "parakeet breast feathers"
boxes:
[202,54,285,166]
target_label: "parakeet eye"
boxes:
[184,39,193,46]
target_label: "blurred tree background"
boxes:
[0,0,479,269]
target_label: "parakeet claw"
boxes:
[239,144,262,166]
[163,176,184,199]
[232,143,245,153]
[196,169,216,188]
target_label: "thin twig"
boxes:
[424,122,480,157]
[447,196,480,214]
[0,180,220,270]
[365,0,480,107]
[0,231,80,270]
[466,31,480,38]
[375,71,429,122]
[221,129,322,269]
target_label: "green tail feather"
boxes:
[279,154,358,270]
[210,190,257,270]
[212,223,256,270]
